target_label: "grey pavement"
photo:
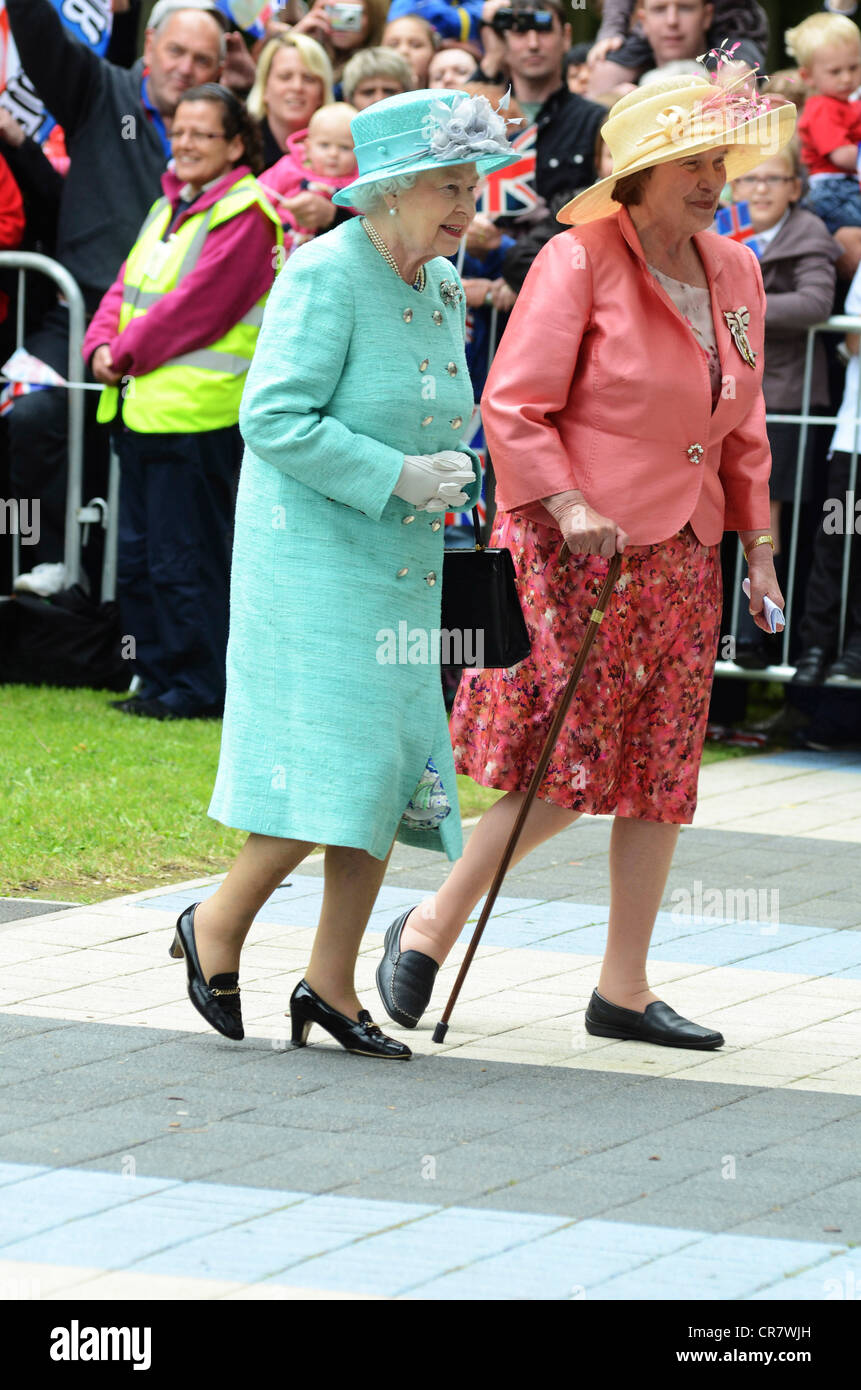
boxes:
[0,750,859,1298]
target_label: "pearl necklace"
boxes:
[361,217,426,291]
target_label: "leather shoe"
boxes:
[826,648,861,681]
[376,908,439,1029]
[169,904,244,1041]
[585,989,724,1049]
[130,697,222,720]
[110,695,146,713]
[792,646,828,685]
[289,980,411,1058]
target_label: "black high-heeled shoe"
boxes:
[288,980,411,1059]
[169,903,244,1041]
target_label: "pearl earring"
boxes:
[389,205,397,216]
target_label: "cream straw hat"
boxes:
[557,72,797,226]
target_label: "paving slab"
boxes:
[1,750,860,1297]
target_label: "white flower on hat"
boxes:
[653,105,688,142]
[425,91,521,163]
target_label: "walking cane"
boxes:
[432,548,623,1044]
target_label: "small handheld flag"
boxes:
[714,200,757,244]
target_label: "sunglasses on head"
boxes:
[491,8,556,34]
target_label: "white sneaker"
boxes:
[13,562,69,597]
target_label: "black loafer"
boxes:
[110,695,146,713]
[132,698,222,721]
[169,903,244,1041]
[585,989,724,1050]
[289,980,411,1058]
[826,648,861,681]
[376,908,439,1029]
[793,646,829,685]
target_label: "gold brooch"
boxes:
[724,306,756,368]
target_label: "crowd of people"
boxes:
[0,0,858,748]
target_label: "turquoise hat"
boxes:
[332,88,521,207]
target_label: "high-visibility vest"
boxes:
[97,174,283,433]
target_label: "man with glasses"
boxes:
[5,0,226,596]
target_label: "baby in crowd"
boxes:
[259,102,358,246]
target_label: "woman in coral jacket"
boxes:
[375,75,795,1052]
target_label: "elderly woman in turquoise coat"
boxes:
[167,89,520,1059]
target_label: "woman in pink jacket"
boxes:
[375,75,796,1051]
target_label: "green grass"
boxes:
[0,684,761,905]
[2,685,245,903]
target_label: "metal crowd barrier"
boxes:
[0,251,120,600]
[714,315,861,688]
[4,268,857,656]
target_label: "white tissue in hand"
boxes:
[742,578,784,634]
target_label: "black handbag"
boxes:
[0,585,128,690]
[441,508,531,669]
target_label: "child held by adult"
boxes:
[260,101,358,245]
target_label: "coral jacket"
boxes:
[481,204,772,546]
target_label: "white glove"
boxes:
[394,450,474,511]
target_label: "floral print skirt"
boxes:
[451,513,722,824]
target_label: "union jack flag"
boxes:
[714,200,757,244]
[475,123,538,219]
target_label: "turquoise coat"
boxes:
[208,217,480,860]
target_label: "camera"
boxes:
[491,8,556,35]
[326,2,365,31]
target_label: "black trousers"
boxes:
[115,424,241,713]
[7,302,107,575]
[798,451,861,654]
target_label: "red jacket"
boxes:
[0,152,25,323]
[481,205,772,547]
[0,151,25,251]
[798,94,861,176]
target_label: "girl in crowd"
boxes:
[383,14,438,87]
